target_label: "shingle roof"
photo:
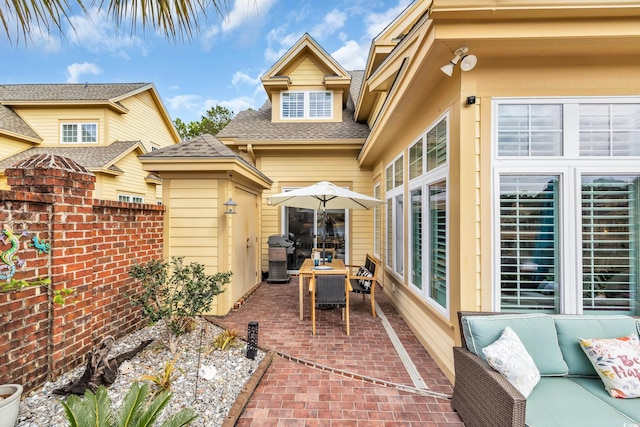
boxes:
[349,70,364,108]
[140,134,271,183]
[0,104,41,140]
[0,141,142,171]
[141,133,239,158]
[217,71,369,141]
[0,83,150,102]
[0,83,153,141]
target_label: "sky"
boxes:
[0,0,412,123]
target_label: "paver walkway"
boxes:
[212,276,465,426]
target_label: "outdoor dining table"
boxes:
[298,257,347,320]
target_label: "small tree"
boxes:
[129,257,231,352]
[173,105,234,140]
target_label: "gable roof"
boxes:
[217,100,369,142]
[218,71,369,143]
[0,83,150,103]
[0,104,41,142]
[139,133,273,187]
[0,141,145,175]
[0,83,181,142]
[141,133,242,159]
[261,33,352,103]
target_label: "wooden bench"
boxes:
[346,254,379,317]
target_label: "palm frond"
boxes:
[135,389,172,427]
[159,408,198,427]
[89,387,114,427]
[61,386,113,427]
[115,382,149,427]
[2,0,229,43]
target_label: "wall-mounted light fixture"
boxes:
[440,47,477,77]
[224,197,238,215]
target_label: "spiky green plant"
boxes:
[139,354,182,397]
[61,382,197,427]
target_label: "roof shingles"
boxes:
[217,71,369,141]
[0,141,142,171]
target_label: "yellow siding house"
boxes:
[216,1,640,380]
[0,83,180,203]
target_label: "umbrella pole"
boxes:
[322,206,327,265]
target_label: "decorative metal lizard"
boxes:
[30,236,51,255]
[0,226,27,280]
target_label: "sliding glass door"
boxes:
[283,207,347,271]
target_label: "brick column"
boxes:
[6,154,97,376]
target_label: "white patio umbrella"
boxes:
[267,181,383,264]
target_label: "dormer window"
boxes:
[61,122,98,143]
[281,91,332,119]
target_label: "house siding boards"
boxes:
[0,83,179,202]
[259,154,374,267]
[352,0,640,380]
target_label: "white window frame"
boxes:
[61,122,98,144]
[386,153,404,279]
[373,183,381,258]
[281,91,333,120]
[492,96,640,315]
[408,113,450,315]
[118,194,144,203]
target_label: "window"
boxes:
[374,184,381,257]
[494,97,640,315]
[409,114,449,312]
[118,194,144,203]
[386,155,404,276]
[281,91,332,119]
[61,123,97,143]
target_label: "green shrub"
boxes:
[129,257,231,351]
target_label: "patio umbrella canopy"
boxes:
[267,181,383,263]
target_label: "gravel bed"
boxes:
[16,319,265,427]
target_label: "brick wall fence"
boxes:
[0,154,164,392]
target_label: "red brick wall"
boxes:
[0,155,164,391]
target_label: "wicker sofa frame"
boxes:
[451,311,527,427]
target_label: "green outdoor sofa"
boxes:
[452,311,640,427]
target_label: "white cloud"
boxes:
[264,27,303,64]
[231,71,261,87]
[331,40,366,70]
[66,62,102,83]
[201,0,277,49]
[311,9,347,40]
[165,92,265,123]
[221,0,277,32]
[365,0,412,40]
[67,7,145,58]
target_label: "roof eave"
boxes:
[4,100,129,114]
[0,129,42,144]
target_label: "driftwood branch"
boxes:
[52,336,152,396]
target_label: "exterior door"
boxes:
[233,187,259,300]
[284,206,347,271]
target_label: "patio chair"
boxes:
[310,271,350,335]
[346,254,379,317]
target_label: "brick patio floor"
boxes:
[211,276,465,426]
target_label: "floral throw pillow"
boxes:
[579,334,640,398]
[482,326,541,398]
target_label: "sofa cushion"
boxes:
[552,315,640,376]
[571,377,640,422]
[481,326,540,397]
[580,334,640,398]
[526,377,637,427]
[462,313,568,375]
